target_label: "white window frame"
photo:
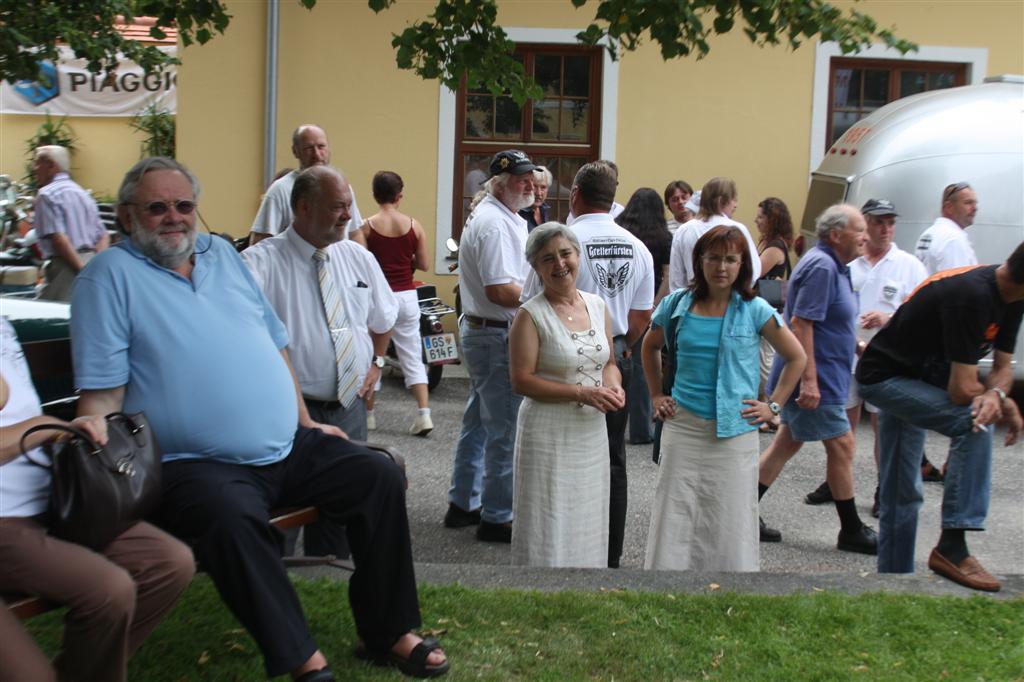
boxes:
[433,28,620,273]
[808,43,987,175]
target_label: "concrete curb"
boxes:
[292,562,1024,600]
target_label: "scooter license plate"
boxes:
[423,333,458,364]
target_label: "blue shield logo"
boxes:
[14,61,60,106]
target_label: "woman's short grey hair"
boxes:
[815,203,852,239]
[117,156,201,206]
[525,222,581,269]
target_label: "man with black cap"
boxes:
[804,199,928,516]
[445,149,536,543]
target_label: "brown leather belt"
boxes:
[464,315,509,329]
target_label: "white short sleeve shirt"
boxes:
[250,170,364,239]
[668,215,761,291]
[458,194,530,323]
[914,217,977,275]
[849,244,928,343]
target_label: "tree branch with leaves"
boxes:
[2,0,915,105]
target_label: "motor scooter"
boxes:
[383,280,458,391]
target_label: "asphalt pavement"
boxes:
[303,363,1024,598]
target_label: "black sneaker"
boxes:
[759,516,781,543]
[837,524,878,555]
[476,520,512,543]
[805,480,834,505]
[443,503,481,528]
[871,486,880,519]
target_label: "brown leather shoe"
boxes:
[927,548,1001,592]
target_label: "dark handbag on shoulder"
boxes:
[652,290,686,464]
[21,412,162,551]
[756,278,788,312]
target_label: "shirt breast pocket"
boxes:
[343,286,370,326]
[726,323,759,350]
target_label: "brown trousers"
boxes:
[0,519,194,682]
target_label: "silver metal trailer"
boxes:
[800,75,1024,378]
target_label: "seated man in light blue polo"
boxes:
[756,204,877,555]
[71,157,448,681]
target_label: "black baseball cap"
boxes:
[861,198,899,217]
[489,149,537,177]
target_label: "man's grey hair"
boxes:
[485,173,509,197]
[290,164,347,212]
[815,203,856,239]
[117,157,201,207]
[534,166,553,187]
[525,222,581,269]
[35,145,70,173]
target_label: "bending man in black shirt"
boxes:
[857,243,1024,592]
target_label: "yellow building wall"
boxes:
[0,115,146,198]
[175,0,1023,301]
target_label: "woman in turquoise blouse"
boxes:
[641,226,805,571]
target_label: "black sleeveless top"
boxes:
[760,238,791,280]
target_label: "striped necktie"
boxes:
[312,248,361,408]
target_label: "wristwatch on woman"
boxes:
[768,401,781,416]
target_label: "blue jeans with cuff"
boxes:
[859,377,992,573]
[449,320,522,524]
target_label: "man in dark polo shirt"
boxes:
[858,243,1024,592]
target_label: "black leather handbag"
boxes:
[21,412,162,551]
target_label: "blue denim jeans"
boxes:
[627,334,654,443]
[859,377,993,573]
[448,320,522,523]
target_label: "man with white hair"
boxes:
[32,145,108,301]
[757,204,877,555]
[519,165,552,231]
[446,149,536,543]
[249,124,366,247]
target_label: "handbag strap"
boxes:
[660,289,688,396]
[18,413,144,470]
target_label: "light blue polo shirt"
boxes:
[71,234,298,466]
[653,289,780,438]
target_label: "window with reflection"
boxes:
[454,46,602,238]
[827,58,966,147]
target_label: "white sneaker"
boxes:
[410,413,433,437]
[366,413,377,431]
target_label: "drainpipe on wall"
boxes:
[263,0,280,189]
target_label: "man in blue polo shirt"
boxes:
[71,157,448,681]
[756,204,877,555]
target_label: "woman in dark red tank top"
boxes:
[362,171,434,436]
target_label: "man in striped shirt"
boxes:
[33,146,108,301]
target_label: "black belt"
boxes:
[76,248,96,254]
[464,315,509,329]
[303,397,342,410]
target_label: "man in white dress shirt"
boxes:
[447,149,537,544]
[249,125,366,247]
[915,181,979,274]
[243,165,397,556]
[803,199,928,516]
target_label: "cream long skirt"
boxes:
[644,407,759,572]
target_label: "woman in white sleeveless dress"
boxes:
[509,223,626,567]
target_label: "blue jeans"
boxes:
[859,377,993,573]
[627,334,654,443]
[449,320,522,523]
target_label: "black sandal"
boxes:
[355,638,450,679]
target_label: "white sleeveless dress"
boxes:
[511,291,610,567]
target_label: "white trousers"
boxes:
[392,289,428,387]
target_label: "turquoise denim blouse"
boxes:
[653,289,781,438]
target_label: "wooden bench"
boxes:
[5,441,403,621]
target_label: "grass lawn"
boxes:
[26,576,1023,681]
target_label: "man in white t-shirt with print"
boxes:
[446,149,536,544]
[522,161,654,568]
